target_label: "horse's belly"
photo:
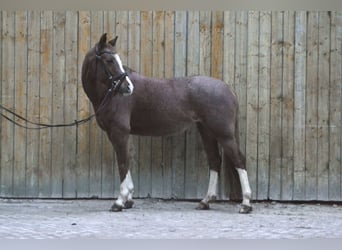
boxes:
[130,116,194,137]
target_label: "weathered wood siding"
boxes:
[0,11,341,201]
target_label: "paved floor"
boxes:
[0,198,341,239]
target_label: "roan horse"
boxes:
[81,33,252,214]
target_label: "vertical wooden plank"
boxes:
[127,10,140,198]
[172,10,187,199]
[329,12,342,201]
[211,11,229,199]
[151,11,165,198]
[317,12,331,201]
[39,11,53,197]
[104,10,116,36]
[164,11,175,86]
[26,10,40,197]
[0,10,2,194]
[281,11,295,200]
[231,11,249,201]
[0,11,15,197]
[339,14,342,203]
[63,11,78,198]
[199,11,212,77]
[269,11,283,200]
[234,11,248,171]
[257,11,271,200]
[76,10,91,198]
[246,11,259,200]
[13,10,28,197]
[293,11,307,200]
[51,11,65,198]
[101,10,117,198]
[211,11,224,80]
[197,11,211,199]
[174,11,187,77]
[139,10,152,198]
[305,11,319,200]
[152,11,166,78]
[222,11,237,200]
[223,11,236,95]
[115,11,129,59]
[88,10,104,198]
[162,10,175,198]
[184,11,199,199]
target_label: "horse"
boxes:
[81,33,252,214]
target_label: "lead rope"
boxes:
[0,103,96,130]
[0,47,128,130]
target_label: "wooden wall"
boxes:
[0,11,341,201]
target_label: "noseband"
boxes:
[95,45,128,94]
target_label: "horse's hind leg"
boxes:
[196,123,222,210]
[219,137,252,214]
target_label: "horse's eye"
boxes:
[106,59,114,64]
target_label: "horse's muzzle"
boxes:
[122,76,134,96]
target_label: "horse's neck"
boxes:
[128,69,167,85]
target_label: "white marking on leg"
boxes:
[236,168,252,206]
[208,170,218,197]
[115,170,134,207]
[202,170,218,203]
[125,171,134,201]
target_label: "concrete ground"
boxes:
[0,198,341,239]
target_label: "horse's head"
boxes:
[92,33,134,96]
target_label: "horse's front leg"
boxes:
[109,133,134,212]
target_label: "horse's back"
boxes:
[188,76,238,113]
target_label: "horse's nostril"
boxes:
[122,84,134,96]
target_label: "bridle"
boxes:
[95,45,128,95]
[94,45,129,114]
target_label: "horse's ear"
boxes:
[98,33,107,50]
[108,36,118,47]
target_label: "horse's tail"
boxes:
[231,88,245,165]
[234,104,246,167]
[234,105,241,152]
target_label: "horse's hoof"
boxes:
[209,195,217,202]
[239,204,252,214]
[124,200,134,209]
[110,203,123,212]
[196,201,210,210]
